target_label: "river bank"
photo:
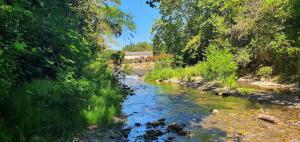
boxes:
[156,76,300,109]
[75,75,300,141]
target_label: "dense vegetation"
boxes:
[0,0,134,141]
[146,46,238,87]
[148,0,300,83]
[1,0,300,141]
[122,42,153,52]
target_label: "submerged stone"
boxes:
[165,136,175,142]
[167,123,190,136]
[146,119,166,128]
[134,123,141,127]
[144,129,164,140]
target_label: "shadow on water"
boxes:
[122,75,300,142]
[122,75,229,142]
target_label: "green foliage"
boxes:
[145,67,176,81]
[235,48,252,68]
[122,42,153,52]
[200,46,238,84]
[0,0,134,141]
[154,56,173,69]
[0,0,135,93]
[123,62,132,74]
[0,119,13,142]
[257,66,273,79]
[2,57,126,141]
[146,46,238,87]
[151,0,300,77]
[237,87,257,94]
[111,51,125,64]
[182,35,204,64]
[9,79,85,141]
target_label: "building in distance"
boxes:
[124,51,153,60]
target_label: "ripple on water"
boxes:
[122,76,300,142]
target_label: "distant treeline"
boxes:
[122,42,153,52]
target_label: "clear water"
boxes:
[122,75,300,142]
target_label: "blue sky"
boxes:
[110,0,159,50]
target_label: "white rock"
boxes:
[212,109,219,114]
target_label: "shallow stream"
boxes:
[121,75,300,142]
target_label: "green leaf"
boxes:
[14,41,26,52]
[59,55,75,64]
[31,48,37,53]
[45,59,55,65]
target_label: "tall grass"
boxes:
[145,67,176,81]
[0,58,127,142]
[146,46,238,87]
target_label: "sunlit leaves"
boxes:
[13,41,26,52]
[0,0,135,93]
[152,0,299,72]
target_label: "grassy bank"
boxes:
[146,46,238,87]
[0,57,128,142]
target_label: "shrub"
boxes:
[145,68,175,81]
[0,119,13,142]
[145,45,238,87]
[257,66,273,80]
[193,62,208,77]
[195,45,238,87]
[175,67,197,81]
[154,54,173,69]
[0,57,127,142]
[235,48,252,68]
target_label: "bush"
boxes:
[145,66,199,81]
[146,45,238,87]
[154,54,173,69]
[257,66,273,80]
[0,57,127,142]
[145,68,175,81]
[235,48,252,68]
[195,45,238,87]
[146,46,238,87]
[175,67,197,81]
[0,119,13,142]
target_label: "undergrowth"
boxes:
[145,46,238,87]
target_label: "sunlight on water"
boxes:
[121,76,300,142]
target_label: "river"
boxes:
[121,75,300,142]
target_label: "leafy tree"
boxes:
[0,0,135,141]
[122,42,153,52]
[150,0,300,76]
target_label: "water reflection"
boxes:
[122,75,300,142]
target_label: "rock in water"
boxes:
[212,109,219,114]
[144,130,164,140]
[167,123,183,132]
[167,123,190,136]
[134,123,141,127]
[165,136,175,142]
[146,119,166,128]
[258,114,279,124]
